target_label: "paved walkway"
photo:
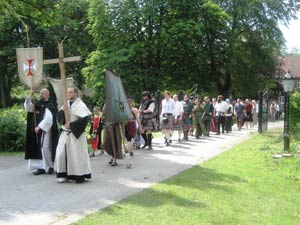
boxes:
[0,126,260,225]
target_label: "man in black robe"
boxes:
[24,88,59,175]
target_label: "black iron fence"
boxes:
[258,91,284,134]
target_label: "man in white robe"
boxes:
[24,88,58,175]
[55,87,92,183]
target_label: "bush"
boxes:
[290,91,300,138]
[0,105,27,152]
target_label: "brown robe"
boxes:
[104,123,123,159]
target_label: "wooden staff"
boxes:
[58,41,69,123]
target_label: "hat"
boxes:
[142,91,152,99]
[226,98,230,102]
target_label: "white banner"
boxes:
[16,48,43,89]
[49,77,74,109]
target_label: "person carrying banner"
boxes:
[55,87,92,183]
[24,88,59,175]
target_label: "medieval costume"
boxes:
[244,100,253,129]
[55,97,92,183]
[215,96,228,135]
[202,98,214,136]
[173,95,184,142]
[225,99,233,132]
[139,92,156,150]
[125,100,140,157]
[89,108,103,157]
[192,100,206,139]
[91,116,101,149]
[160,92,175,146]
[210,99,218,133]
[104,123,123,165]
[234,100,245,130]
[103,69,135,166]
[24,96,58,175]
[182,95,194,141]
[102,103,123,167]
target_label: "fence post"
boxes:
[283,92,290,151]
[258,91,263,133]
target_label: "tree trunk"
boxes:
[0,56,12,108]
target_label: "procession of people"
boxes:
[23,81,262,185]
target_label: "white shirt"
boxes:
[147,102,155,113]
[161,98,175,117]
[174,101,184,118]
[214,101,228,113]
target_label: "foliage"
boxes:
[0,105,27,152]
[85,0,299,102]
[290,91,300,138]
[76,133,300,225]
[0,0,94,108]
[1,0,299,108]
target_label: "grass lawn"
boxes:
[75,133,300,225]
[0,151,24,157]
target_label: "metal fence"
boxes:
[258,91,284,134]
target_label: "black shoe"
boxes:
[130,152,134,156]
[166,142,170,146]
[48,168,54,175]
[178,138,181,143]
[141,143,148,149]
[76,177,85,183]
[33,169,45,175]
[216,132,220,135]
[169,140,172,143]
[111,162,118,167]
[108,159,113,164]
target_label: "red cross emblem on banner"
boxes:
[23,58,37,76]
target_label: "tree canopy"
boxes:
[0,0,299,108]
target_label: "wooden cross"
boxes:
[43,41,81,122]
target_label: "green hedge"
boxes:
[290,92,300,138]
[0,105,27,152]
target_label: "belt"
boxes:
[60,128,72,135]
[163,113,173,116]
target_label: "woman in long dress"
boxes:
[210,98,218,133]
[89,106,103,157]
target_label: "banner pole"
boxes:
[24,24,38,143]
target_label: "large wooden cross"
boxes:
[43,41,81,122]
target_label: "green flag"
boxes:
[105,69,134,124]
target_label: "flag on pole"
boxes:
[16,48,43,89]
[49,77,74,109]
[105,69,134,124]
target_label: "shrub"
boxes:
[290,91,300,138]
[0,105,27,152]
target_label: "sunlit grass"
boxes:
[75,133,300,225]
